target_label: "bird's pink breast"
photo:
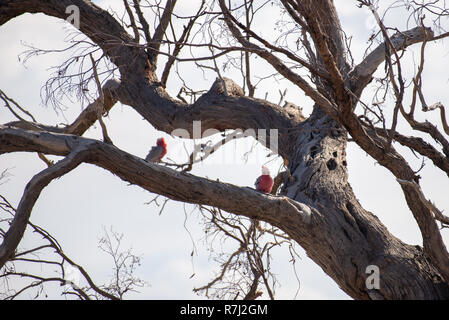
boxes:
[257,175,274,193]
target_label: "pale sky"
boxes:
[1,0,449,300]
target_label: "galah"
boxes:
[254,165,274,194]
[145,137,167,162]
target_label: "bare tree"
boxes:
[1,0,449,299]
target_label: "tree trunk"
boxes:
[280,107,449,299]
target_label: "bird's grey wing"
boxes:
[254,176,261,188]
[145,145,162,162]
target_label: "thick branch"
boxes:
[397,179,449,279]
[4,79,121,137]
[118,77,305,158]
[376,129,449,178]
[147,0,177,69]
[349,26,434,96]
[0,125,317,269]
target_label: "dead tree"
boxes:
[1,0,449,299]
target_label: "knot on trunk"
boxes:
[208,77,244,97]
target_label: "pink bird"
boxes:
[254,165,274,193]
[145,137,167,162]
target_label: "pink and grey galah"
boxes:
[145,137,167,162]
[254,165,274,193]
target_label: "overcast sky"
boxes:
[1,0,449,300]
